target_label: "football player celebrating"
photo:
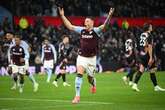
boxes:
[58,7,114,103]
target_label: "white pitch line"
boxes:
[0,97,114,105]
[0,104,96,110]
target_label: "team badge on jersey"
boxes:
[19,48,22,52]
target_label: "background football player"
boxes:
[41,37,57,83]
[132,23,165,92]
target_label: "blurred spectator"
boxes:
[3,0,163,17]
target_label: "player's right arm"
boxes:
[98,7,114,31]
[58,7,84,33]
[58,7,75,31]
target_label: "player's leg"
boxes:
[122,68,136,85]
[18,66,26,93]
[60,66,71,86]
[72,55,86,104]
[45,60,54,83]
[19,73,24,93]
[54,72,62,82]
[53,62,63,87]
[11,73,18,90]
[26,71,37,84]
[7,66,12,76]
[132,64,144,92]
[72,65,84,104]
[26,71,39,92]
[45,67,53,83]
[87,75,96,93]
[149,67,165,91]
[53,72,61,87]
[25,60,38,92]
[86,64,96,93]
[53,61,70,87]
[62,73,71,87]
[128,67,137,86]
[122,67,131,85]
[53,69,62,87]
[61,70,66,82]
[10,65,19,90]
[87,56,97,93]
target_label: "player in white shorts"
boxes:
[58,6,114,103]
[6,32,39,92]
[41,38,57,83]
[9,35,29,93]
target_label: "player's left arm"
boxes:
[8,46,12,64]
[21,40,30,52]
[147,35,154,66]
[51,44,57,63]
[98,7,114,31]
[8,46,13,64]
[23,46,30,61]
[148,44,153,66]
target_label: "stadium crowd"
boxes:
[2,0,165,17]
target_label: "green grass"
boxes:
[0,72,165,110]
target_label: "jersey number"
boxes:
[140,35,147,46]
[125,40,133,51]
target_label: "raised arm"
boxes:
[98,8,115,30]
[58,7,76,31]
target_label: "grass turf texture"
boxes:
[0,72,165,110]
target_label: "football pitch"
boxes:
[0,72,165,110]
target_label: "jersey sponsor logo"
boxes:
[89,31,93,34]
[12,48,15,51]
[44,50,52,52]
[12,52,23,55]
[82,35,93,39]
[19,48,22,52]
[44,47,52,53]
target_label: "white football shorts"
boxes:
[43,59,54,69]
[11,64,26,75]
[76,55,96,77]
